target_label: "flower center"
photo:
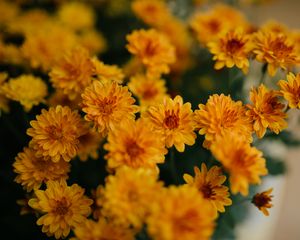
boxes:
[226,39,244,54]
[208,20,220,33]
[54,198,70,216]
[126,140,144,159]
[142,86,158,100]
[47,125,64,140]
[200,183,215,199]
[252,195,271,208]
[145,40,158,57]
[97,97,116,116]
[164,110,179,129]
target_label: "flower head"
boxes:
[128,73,168,111]
[28,180,93,239]
[104,119,167,171]
[194,94,252,148]
[211,134,268,196]
[131,0,171,27]
[101,167,163,229]
[183,163,232,215]
[143,95,196,152]
[147,185,216,240]
[0,72,9,113]
[13,147,70,192]
[126,29,176,76]
[27,106,86,162]
[208,29,253,73]
[91,57,124,84]
[252,188,273,216]
[0,74,47,111]
[246,84,287,138]
[81,81,139,135]
[253,31,299,76]
[190,4,249,45]
[49,46,94,99]
[73,218,134,240]
[278,72,300,109]
[57,1,95,30]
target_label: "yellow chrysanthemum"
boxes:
[49,46,94,100]
[91,57,124,84]
[0,74,47,112]
[194,94,252,148]
[128,73,168,111]
[57,1,95,30]
[126,29,176,76]
[131,0,171,27]
[208,29,253,73]
[101,166,163,229]
[211,134,268,196]
[144,95,196,152]
[253,31,299,76]
[27,106,86,162]
[77,29,107,55]
[104,119,167,171]
[190,4,249,45]
[246,84,287,138]
[21,23,77,71]
[73,218,134,240]
[147,185,216,240]
[0,72,9,113]
[13,147,70,192]
[77,127,102,161]
[81,80,139,135]
[183,163,232,215]
[28,180,93,239]
[278,72,300,109]
[252,188,273,216]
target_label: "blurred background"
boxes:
[237,1,300,239]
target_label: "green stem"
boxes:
[169,147,179,184]
[259,63,268,85]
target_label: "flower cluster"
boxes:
[3,1,297,239]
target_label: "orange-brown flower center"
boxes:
[226,38,244,54]
[145,40,158,57]
[97,97,116,116]
[271,39,293,58]
[200,183,215,199]
[47,125,65,140]
[252,194,271,208]
[142,85,158,100]
[208,20,221,34]
[126,139,144,159]
[164,110,179,129]
[54,198,70,216]
[175,210,199,232]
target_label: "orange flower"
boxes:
[13,147,70,192]
[194,94,252,148]
[278,72,300,109]
[131,0,171,27]
[246,84,287,138]
[29,180,93,239]
[81,81,139,135]
[253,31,299,76]
[91,57,124,84]
[208,29,253,73]
[104,119,167,171]
[252,188,273,216]
[143,95,196,152]
[49,46,94,99]
[147,185,216,240]
[126,29,176,76]
[27,106,86,162]
[211,134,268,196]
[127,73,168,111]
[183,163,232,215]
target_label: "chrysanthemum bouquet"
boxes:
[1,0,299,239]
